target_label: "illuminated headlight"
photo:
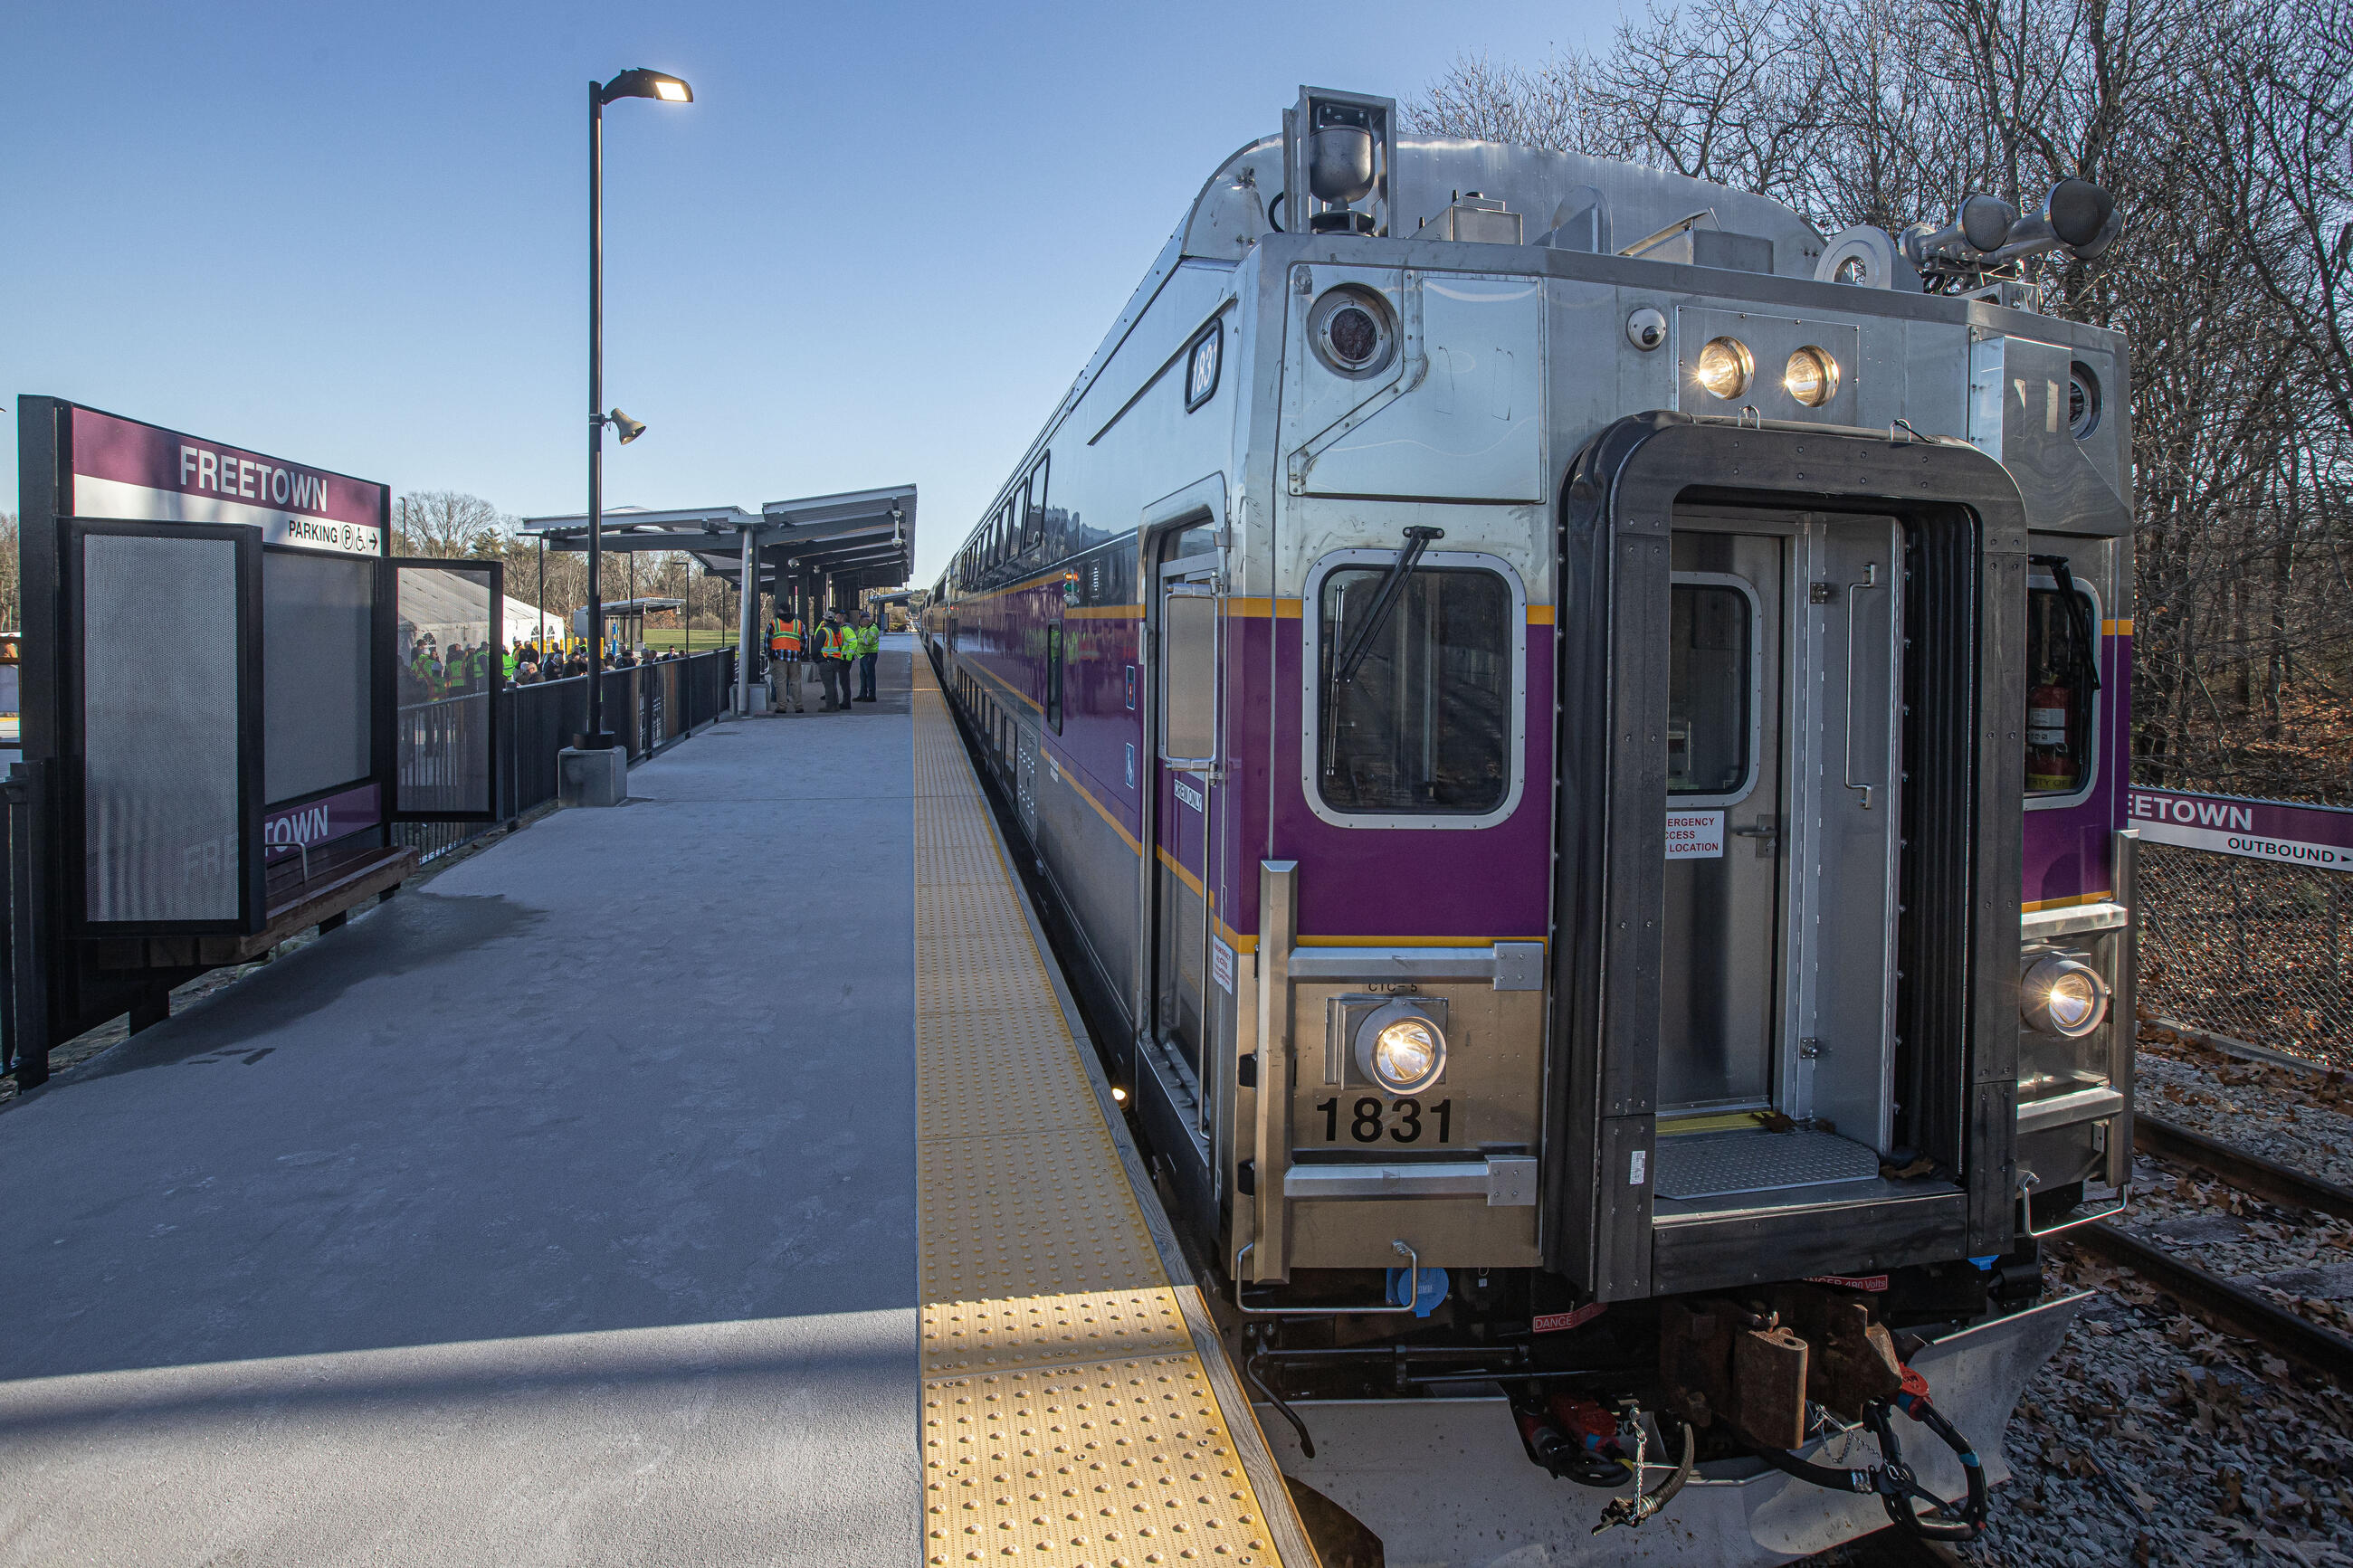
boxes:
[2020,953,2110,1038]
[1354,1002,1447,1096]
[1695,337,1754,400]
[1784,346,1841,406]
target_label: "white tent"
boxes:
[505,597,563,641]
[395,568,563,652]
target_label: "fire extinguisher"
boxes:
[2026,672,2073,791]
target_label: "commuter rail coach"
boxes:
[922,87,2134,1561]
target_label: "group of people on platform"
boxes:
[398,611,885,711]
[398,636,693,705]
[765,608,881,713]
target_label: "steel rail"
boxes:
[2065,1221,2353,1382]
[2133,1113,2353,1222]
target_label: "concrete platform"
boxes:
[0,648,923,1566]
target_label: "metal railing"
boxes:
[393,649,737,864]
[2135,842,2353,1062]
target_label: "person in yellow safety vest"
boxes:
[817,610,854,712]
[853,612,880,703]
[768,613,806,713]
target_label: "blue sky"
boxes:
[6,1,1615,586]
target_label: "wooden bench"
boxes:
[91,844,419,971]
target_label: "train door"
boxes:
[1662,537,1782,1109]
[1661,514,1902,1150]
[1149,528,1220,1145]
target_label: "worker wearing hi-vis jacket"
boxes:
[768,613,806,713]
[817,610,854,712]
[853,612,880,703]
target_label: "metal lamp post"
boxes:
[581,66,691,748]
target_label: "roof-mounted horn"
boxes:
[1284,87,1396,237]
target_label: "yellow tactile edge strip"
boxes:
[913,656,1316,1568]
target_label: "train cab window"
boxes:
[1667,581,1756,798]
[1315,564,1511,816]
[2026,577,2100,796]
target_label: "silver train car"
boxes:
[922,87,2135,1562]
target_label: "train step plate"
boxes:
[1653,1126,1880,1201]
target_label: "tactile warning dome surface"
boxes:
[911,660,1300,1567]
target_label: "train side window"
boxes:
[1046,623,1063,733]
[1029,454,1052,556]
[2026,581,2099,797]
[1315,564,1511,816]
[1667,581,1756,799]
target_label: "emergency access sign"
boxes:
[67,405,385,556]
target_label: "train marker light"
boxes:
[1784,347,1840,407]
[1695,336,1754,400]
[1356,1002,1447,1096]
[2021,953,2109,1038]
[1309,286,1396,377]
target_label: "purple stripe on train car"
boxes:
[2022,629,2130,908]
[262,783,381,862]
[1217,615,1555,944]
[2127,786,2353,870]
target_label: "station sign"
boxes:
[262,783,383,862]
[68,405,385,556]
[2127,787,2353,871]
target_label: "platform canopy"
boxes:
[518,483,917,600]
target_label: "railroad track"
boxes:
[2062,1111,2353,1383]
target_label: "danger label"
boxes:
[1804,1273,1890,1292]
[1534,1302,1608,1335]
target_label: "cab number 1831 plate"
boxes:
[1312,1096,1453,1145]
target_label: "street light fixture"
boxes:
[581,66,692,749]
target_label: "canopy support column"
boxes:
[737,527,760,715]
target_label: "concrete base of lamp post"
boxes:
[557,746,629,808]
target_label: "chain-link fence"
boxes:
[2135,842,2353,1066]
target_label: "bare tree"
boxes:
[0,511,18,633]
[1410,0,2353,800]
[393,491,504,558]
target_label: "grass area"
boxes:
[639,628,738,651]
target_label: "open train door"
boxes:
[1138,509,1224,1221]
[376,559,503,822]
[1548,413,2027,1302]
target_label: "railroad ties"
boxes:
[2063,1115,2353,1383]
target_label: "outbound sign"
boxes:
[2127,787,2353,871]
[69,405,385,556]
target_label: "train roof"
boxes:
[1180,134,1824,278]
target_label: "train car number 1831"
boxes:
[1314,1097,1454,1144]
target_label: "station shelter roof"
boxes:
[519,484,916,598]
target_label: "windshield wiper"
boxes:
[1333,527,1444,685]
[2029,553,2102,692]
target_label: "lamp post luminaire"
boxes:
[581,66,691,749]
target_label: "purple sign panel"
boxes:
[2127,787,2353,871]
[262,783,382,862]
[70,405,385,556]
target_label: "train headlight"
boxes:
[1784,346,1841,407]
[1355,1002,1447,1096]
[2021,953,2110,1038]
[1695,336,1754,400]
